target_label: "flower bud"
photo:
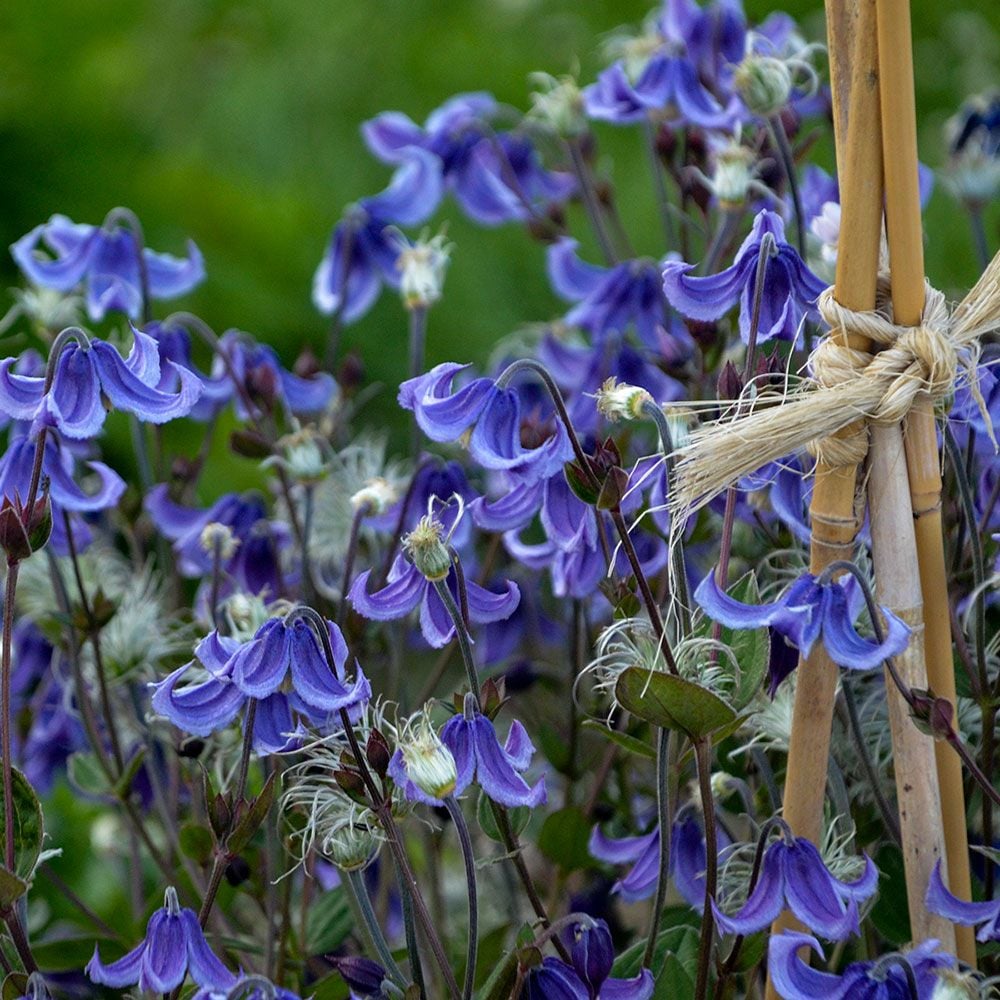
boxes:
[717,361,743,401]
[595,377,653,423]
[570,919,614,992]
[398,713,457,800]
[0,494,50,563]
[402,515,451,582]
[324,821,378,872]
[734,55,792,118]
[333,956,390,998]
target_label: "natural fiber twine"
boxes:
[668,249,1000,522]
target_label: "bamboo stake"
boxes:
[850,0,956,949]
[876,0,973,961]
[764,1,882,984]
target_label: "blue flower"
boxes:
[86,887,233,993]
[711,834,877,940]
[399,363,573,482]
[313,148,443,323]
[363,93,574,226]
[0,426,124,555]
[523,918,654,999]
[589,813,730,909]
[0,328,202,439]
[695,569,911,671]
[926,859,1000,940]
[332,955,393,999]
[349,554,520,649]
[768,931,953,999]
[144,486,286,599]
[662,210,826,344]
[12,213,204,321]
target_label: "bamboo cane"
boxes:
[844,0,955,948]
[763,2,883,985]
[876,0,973,961]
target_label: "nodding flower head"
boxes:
[350,476,399,517]
[733,34,820,119]
[402,513,452,582]
[394,227,452,311]
[390,708,458,802]
[595,377,653,424]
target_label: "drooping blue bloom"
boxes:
[711,834,877,940]
[0,328,202,439]
[349,555,520,649]
[695,569,911,671]
[768,931,953,1000]
[11,213,205,321]
[86,887,233,993]
[192,976,302,1000]
[662,210,826,344]
[547,239,694,358]
[147,323,336,422]
[151,616,370,752]
[333,955,393,999]
[399,363,574,482]
[313,148,443,323]
[926,859,1000,940]
[589,813,731,909]
[523,918,654,999]
[0,425,125,555]
[363,92,574,226]
[391,694,545,807]
[21,673,87,794]
[144,486,287,598]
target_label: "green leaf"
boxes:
[537,807,594,872]
[67,752,112,798]
[1,974,28,1000]
[475,948,521,1000]
[179,823,214,865]
[0,868,27,910]
[614,919,698,998]
[477,793,529,843]
[581,720,655,760]
[114,747,147,799]
[31,932,111,971]
[228,771,276,853]
[615,667,735,738]
[537,722,572,774]
[869,844,911,945]
[0,769,43,882]
[306,888,353,955]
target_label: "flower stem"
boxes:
[642,727,678,968]
[767,116,805,255]
[566,137,618,265]
[409,306,428,460]
[445,797,478,999]
[693,737,717,1000]
[344,867,408,988]
[643,118,675,251]
[433,577,479,705]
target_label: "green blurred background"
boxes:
[1,0,998,436]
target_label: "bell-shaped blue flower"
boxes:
[524,918,654,999]
[313,148,443,323]
[589,813,730,909]
[695,569,911,671]
[547,239,692,357]
[349,555,520,649]
[0,328,202,439]
[11,213,205,321]
[926,859,1000,940]
[86,887,233,993]
[712,834,877,940]
[767,931,953,999]
[399,363,574,482]
[439,697,546,808]
[662,210,826,344]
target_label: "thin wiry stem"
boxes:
[445,797,478,999]
[344,867,408,988]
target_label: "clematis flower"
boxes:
[151,616,370,753]
[399,363,574,482]
[436,694,545,808]
[547,238,692,357]
[362,92,574,226]
[589,813,730,909]
[144,486,286,598]
[192,975,302,1000]
[695,569,911,671]
[333,955,393,999]
[147,323,336,421]
[711,833,877,940]
[11,213,204,321]
[523,918,654,999]
[0,328,202,439]
[0,425,125,555]
[313,148,443,324]
[768,931,953,1000]
[86,887,233,993]
[349,553,520,649]
[926,859,1000,940]
[662,210,826,344]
